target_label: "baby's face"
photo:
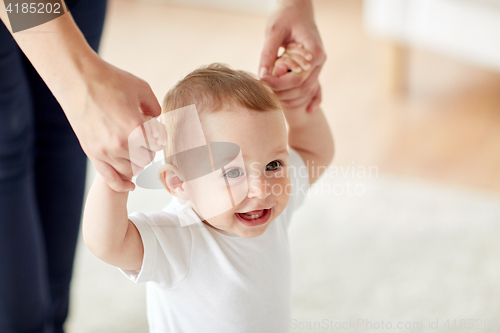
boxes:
[186,105,290,238]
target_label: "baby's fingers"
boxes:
[284,50,312,72]
[129,118,167,158]
[272,55,303,77]
[286,43,313,62]
[149,118,168,148]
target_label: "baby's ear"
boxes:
[158,164,190,200]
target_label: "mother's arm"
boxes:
[259,0,326,113]
[0,5,160,192]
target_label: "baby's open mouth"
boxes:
[238,210,265,220]
[235,209,272,227]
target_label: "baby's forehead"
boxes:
[199,112,287,164]
[172,142,242,181]
[160,103,287,163]
[200,105,285,137]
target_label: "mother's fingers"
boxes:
[259,21,288,77]
[138,80,162,117]
[300,35,327,68]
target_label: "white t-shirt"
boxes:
[121,148,309,333]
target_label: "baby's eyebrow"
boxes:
[272,148,289,156]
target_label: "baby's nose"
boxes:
[247,177,271,199]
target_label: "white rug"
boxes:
[66,170,500,332]
[289,176,500,332]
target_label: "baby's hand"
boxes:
[271,43,317,121]
[272,43,313,77]
[128,117,168,177]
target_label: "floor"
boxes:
[65,0,500,331]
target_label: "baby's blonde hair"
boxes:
[161,63,281,167]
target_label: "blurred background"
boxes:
[66,0,500,332]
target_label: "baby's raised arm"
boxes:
[82,119,167,270]
[270,44,334,184]
[83,174,144,271]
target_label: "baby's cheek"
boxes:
[206,210,235,228]
[268,175,291,208]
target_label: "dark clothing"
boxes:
[0,1,107,331]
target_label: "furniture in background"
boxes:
[364,0,500,94]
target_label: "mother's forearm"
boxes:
[0,5,97,111]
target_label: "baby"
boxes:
[82,44,334,332]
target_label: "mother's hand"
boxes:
[259,0,326,113]
[0,10,163,192]
[62,55,162,192]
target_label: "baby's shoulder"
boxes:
[149,210,181,226]
[129,209,179,227]
[129,208,193,245]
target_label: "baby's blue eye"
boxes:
[223,168,243,179]
[265,160,282,171]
